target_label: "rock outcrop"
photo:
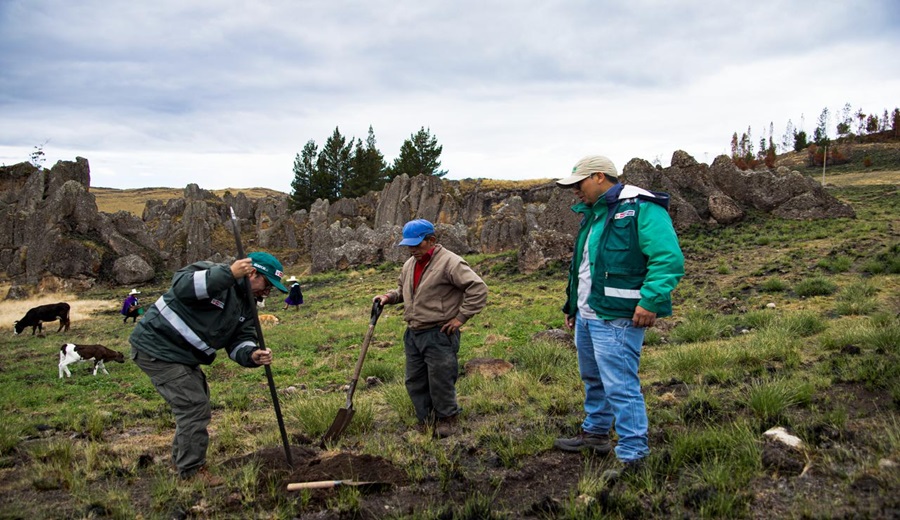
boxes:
[0,151,856,290]
[1,158,164,290]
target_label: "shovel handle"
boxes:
[287,480,374,490]
[342,301,384,407]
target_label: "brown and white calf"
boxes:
[58,343,125,378]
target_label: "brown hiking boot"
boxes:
[554,429,611,455]
[434,415,458,439]
[181,466,225,487]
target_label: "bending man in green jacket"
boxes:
[130,252,288,483]
[374,219,488,438]
[554,155,684,482]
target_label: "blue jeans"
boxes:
[575,314,649,462]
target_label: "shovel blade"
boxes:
[321,407,355,446]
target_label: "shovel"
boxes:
[286,480,391,492]
[320,300,384,446]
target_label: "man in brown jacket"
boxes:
[374,219,488,437]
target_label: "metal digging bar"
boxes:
[229,207,293,468]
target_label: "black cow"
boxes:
[14,302,71,335]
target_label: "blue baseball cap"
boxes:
[397,219,435,246]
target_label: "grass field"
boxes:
[92,186,286,216]
[1,171,898,518]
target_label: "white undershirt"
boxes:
[577,224,599,320]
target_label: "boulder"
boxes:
[113,254,155,285]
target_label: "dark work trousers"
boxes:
[404,326,461,423]
[131,347,211,477]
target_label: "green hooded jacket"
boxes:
[563,183,684,320]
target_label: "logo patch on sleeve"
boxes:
[210,299,225,309]
[614,210,636,219]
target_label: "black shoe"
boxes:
[553,429,611,454]
[601,458,646,483]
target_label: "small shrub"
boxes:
[361,359,403,383]
[817,255,853,273]
[744,378,810,425]
[658,342,735,384]
[760,277,787,293]
[860,259,886,274]
[643,328,663,346]
[735,328,801,371]
[0,423,20,456]
[287,393,374,439]
[774,311,828,337]
[795,276,838,297]
[716,259,731,275]
[835,280,878,316]
[680,387,723,424]
[861,243,900,274]
[670,311,732,344]
[515,340,574,383]
[382,382,417,425]
[668,421,759,472]
[742,309,777,330]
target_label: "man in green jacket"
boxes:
[374,219,488,438]
[554,155,684,482]
[130,252,287,483]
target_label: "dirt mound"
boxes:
[223,445,408,491]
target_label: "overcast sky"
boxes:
[1,1,898,192]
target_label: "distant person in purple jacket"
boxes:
[282,276,304,311]
[121,289,141,324]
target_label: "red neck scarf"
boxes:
[413,247,435,292]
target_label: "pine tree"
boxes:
[344,126,387,198]
[814,108,830,146]
[837,103,853,137]
[793,130,809,152]
[892,108,900,138]
[782,120,794,152]
[389,127,447,178]
[289,140,318,211]
[315,127,352,202]
[856,109,867,135]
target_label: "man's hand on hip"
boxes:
[441,318,464,335]
[632,306,657,328]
